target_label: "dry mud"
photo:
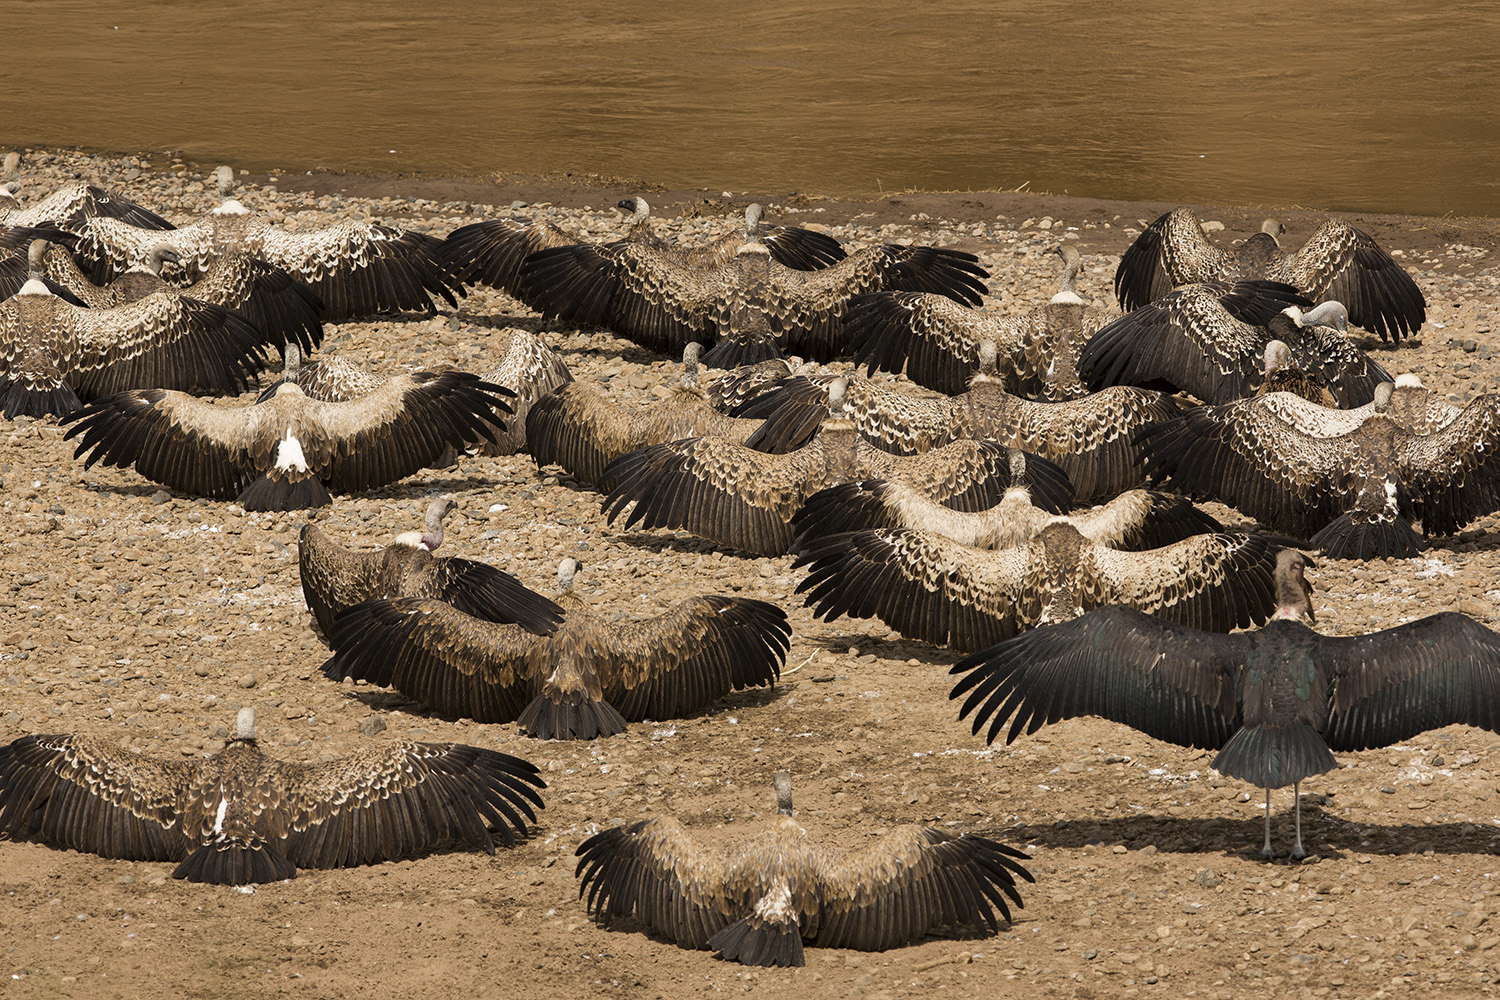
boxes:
[4,149,1500,999]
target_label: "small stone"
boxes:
[150,490,172,505]
[359,715,387,737]
[238,673,258,689]
[1196,868,1223,888]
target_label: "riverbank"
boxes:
[4,145,1500,1000]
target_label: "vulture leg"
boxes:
[1289,780,1307,861]
[1260,788,1274,859]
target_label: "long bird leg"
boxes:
[1260,787,1275,859]
[1289,780,1307,861]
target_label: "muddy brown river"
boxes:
[4,2,1497,215]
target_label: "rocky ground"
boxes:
[4,148,1500,1000]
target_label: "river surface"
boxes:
[5,2,1496,216]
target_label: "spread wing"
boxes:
[949,604,1250,747]
[1320,613,1500,750]
[1087,532,1281,632]
[602,434,839,556]
[594,596,790,721]
[1114,209,1240,311]
[1136,393,1369,537]
[811,827,1032,949]
[1080,280,1310,402]
[520,241,726,355]
[74,217,217,283]
[67,291,271,397]
[738,375,964,455]
[794,528,1036,651]
[1274,220,1426,343]
[767,246,990,362]
[269,741,546,866]
[791,481,1053,551]
[293,372,513,493]
[441,217,582,294]
[1399,394,1500,538]
[859,438,1074,515]
[0,734,197,862]
[5,182,175,234]
[576,816,740,948]
[182,250,324,354]
[320,597,547,724]
[248,221,460,320]
[64,388,280,499]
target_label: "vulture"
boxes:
[846,244,1115,397]
[792,476,1225,554]
[298,497,566,644]
[518,218,988,365]
[735,340,1181,499]
[1253,339,1337,407]
[258,328,571,456]
[1137,381,1500,559]
[255,341,386,404]
[1081,280,1393,406]
[72,166,461,321]
[320,559,792,740]
[575,772,1033,967]
[700,356,827,412]
[0,707,546,885]
[17,238,323,356]
[793,517,1283,653]
[524,343,820,489]
[0,152,174,234]
[62,370,512,510]
[0,266,270,419]
[950,550,1500,859]
[601,380,1077,558]
[443,199,844,298]
[1114,209,1427,343]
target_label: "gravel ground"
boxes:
[4,148,1500,1000]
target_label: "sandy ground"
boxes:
[4,148,1500,999]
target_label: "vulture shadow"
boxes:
[811,632,962,670]
[999,808,1500,861]
[334,681,786,728]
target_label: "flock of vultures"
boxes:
[3,153,1500,969]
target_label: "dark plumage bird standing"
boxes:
[575,772,1033,967]
[1114,209,1427,342]
[321,559,792,740]
[298,497,566,644]
[950,550,1500,859]
[62,370,512,510]
[0,707,546,885]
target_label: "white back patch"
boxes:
[274,433,310,473]
[213,797,229,834]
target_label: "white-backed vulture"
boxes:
[319,559,791,741]
[72,167,461,321]
[1137,382,1500,559]
[298,498,566,643]
[62,371,512,510]
[1114,209,1427,343]
[1080,282,1391,405]
[846,245,1116,397]
[0,706,545,885]
[575,772,1033,967]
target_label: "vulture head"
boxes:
[1272,549,1316,624]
